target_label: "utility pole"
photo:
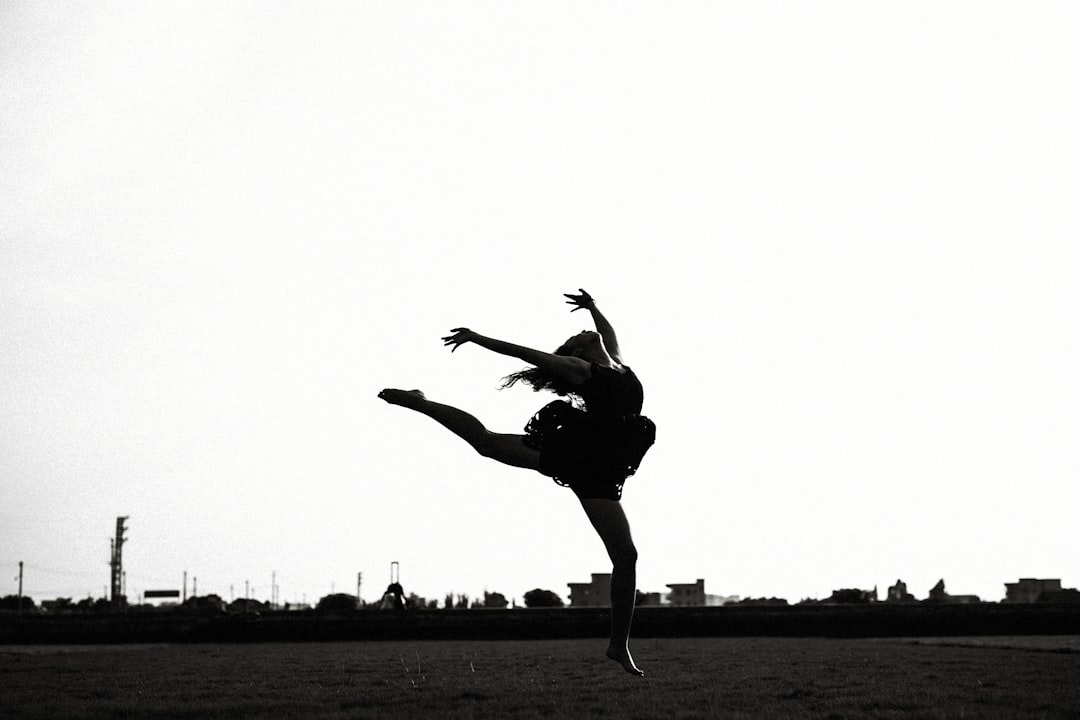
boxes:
[109,516,129,608]
[271,571,277,610]
[183,571,187,603]
[17,561,23,613]
[357,572,363,608]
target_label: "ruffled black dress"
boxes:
[522,363,656,501]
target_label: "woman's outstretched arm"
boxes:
[565,289,623,364]
[442,328,591,385]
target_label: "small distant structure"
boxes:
[378,561,406,610]
[637,591,664,606]
[886,579,916,603]
[927,579,980,604]
[143,590,180,604]
[379,585,405,609]
[109,516,129,609]
[1004,578,1072,603]
[665,579,734,607]
[568,573,612,607]
[41,599,75,613]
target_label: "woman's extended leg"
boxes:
[579,497,643,676]
[378,389,540,470]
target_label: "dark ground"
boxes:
[3,636,1079,719]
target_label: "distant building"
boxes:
[927,579,980,604]
[886,579,916,603]
[665,579,734,607]
[571,573,733,607]
[1004,578,1062,603]
[666,579,705,606]
[568,573,612,607]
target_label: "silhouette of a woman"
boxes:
[379,289,655,675]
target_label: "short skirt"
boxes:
[522,400,656,501]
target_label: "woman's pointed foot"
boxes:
[378,389,426,409]
[606,645,644,676]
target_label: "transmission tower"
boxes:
[110,516,129,607]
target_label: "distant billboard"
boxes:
[144,590,181,599]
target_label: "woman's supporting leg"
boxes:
[378,389,540,470]
[578,497,643,676]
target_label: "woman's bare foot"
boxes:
[606,645,644,676]
[377,389,426,409]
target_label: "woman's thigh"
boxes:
[480,433,541,471]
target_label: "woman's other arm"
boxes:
[565,289,622,364]
[442,328,591,385]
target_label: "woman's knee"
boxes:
[473,432,498,458]
[612,542,638,568]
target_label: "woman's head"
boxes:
[556,330,606,362]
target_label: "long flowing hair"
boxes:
[500,338,584,403]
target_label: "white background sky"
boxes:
[2,2,1077,607]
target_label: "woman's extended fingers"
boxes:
[441,327,473,351]
[564,288,594,312]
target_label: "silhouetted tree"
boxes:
[444,593,454,609]
[316,593,359,612]
[454,594,470,609]
[229,597,270,613]
[483,591,509,609]
[523,588,564,607]
[0,594,36,612]
[827,588,875,604]
[183,594,226,613]
[74,597,110,612]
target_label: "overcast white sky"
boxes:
[3,1,1078,607]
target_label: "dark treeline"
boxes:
[4,602,1080,645]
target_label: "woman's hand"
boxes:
[564,288,596,313]
[442,327,479,352]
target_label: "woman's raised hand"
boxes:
[564,288,596,313]
[442,327,478,352]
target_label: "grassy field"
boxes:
[2,636,1079,719]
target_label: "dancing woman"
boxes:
[378,289,656,675]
